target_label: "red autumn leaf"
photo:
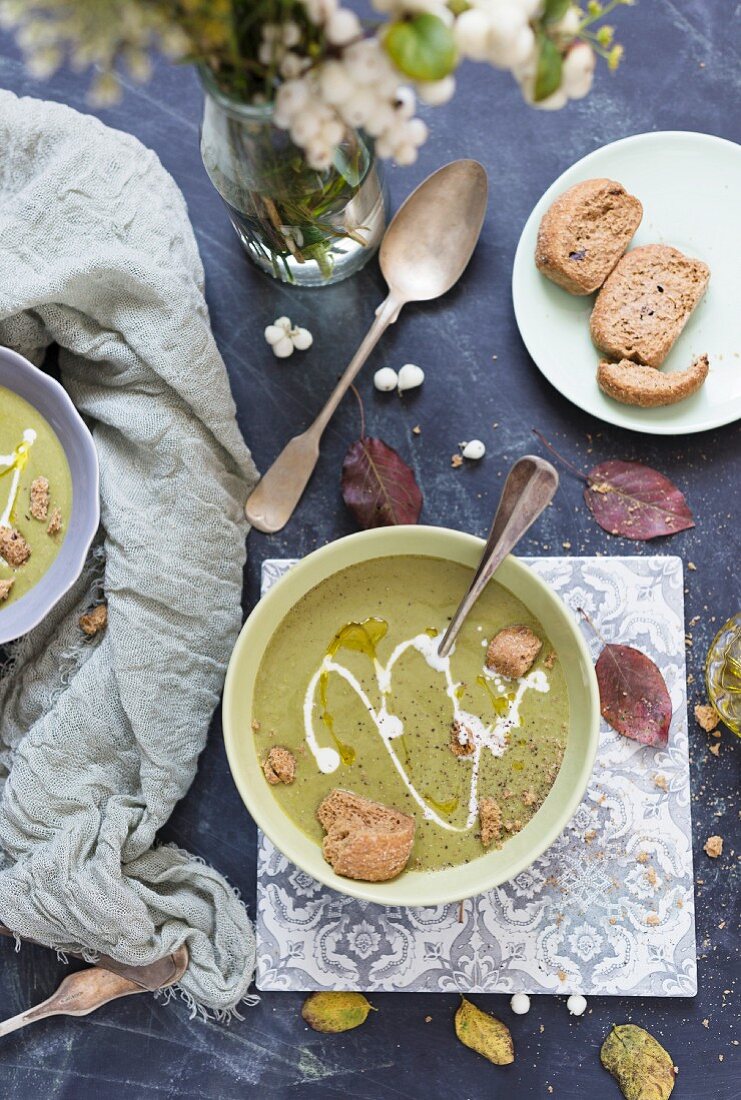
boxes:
[595,643,672,746]
[584,460,695,540]
[341,436,423,529]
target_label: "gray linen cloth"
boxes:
[0,91,259,1015]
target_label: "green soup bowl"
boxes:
[223,526,599,907]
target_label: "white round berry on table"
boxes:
[264,323,287,346]
[272,335,295,358]
[462,439,486,460]
[291,327,313,351]
[264,317,314,358]
[567,994,588,1016]
[397,363,425,392]
[510,993,531,1015]
[374,367,399,392]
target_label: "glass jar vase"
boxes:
[199,71,388,287]
[705,612,741,736]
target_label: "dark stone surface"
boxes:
[0,3,738,1097]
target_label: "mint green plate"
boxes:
[513,131,741,435]
[223,527,599,906]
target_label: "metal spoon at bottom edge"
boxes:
[437,455,559,659]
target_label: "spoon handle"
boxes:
[437,455,559,658]
[0,967,144,1038]
[245,294,402,534]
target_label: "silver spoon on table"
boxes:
[438,455,559,659]
[245,159,489,534]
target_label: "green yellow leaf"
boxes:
[384,13,457,82]
[534,33,563,100]
[600,1024,676,1100]
[301,991,374,1033]
[454,998,515,1065]
[543,0,572,22]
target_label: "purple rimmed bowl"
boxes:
[0,347,100,645]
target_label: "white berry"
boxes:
[462,439,486,460]
[272,335,295,358]
[264,324,285,346]
[291,327,313,350]
[510,993,531,1015]
[374,367,399,392]
[567,994,588,1016]
[397,363,425,392]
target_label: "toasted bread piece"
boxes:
[46,507,63,536]
[0,578,14,602]
[450,719,475,757]
[79,603,108,636]
[263,746,296,785]
[590,244,710,367]
[486,625,542,680]
[597,354,709,407]
[317,789,415,882]
[536,178,642,295]
[479,797,502,848]
[0,526,30,566]
[30,476,49,520]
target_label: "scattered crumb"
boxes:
[562,541,571,550]
[523,789,537,806]
[609,917,617,925]
[703,835,723,859]
[646,867,658,887]
[584,829,597,844]
[79,603,108,637]
[646,913,660,926]
[557,970,567,982]
[262,746,296,785]
[251,719,261,732]
[424,1015,432,1023]
[46,507,63,536]
[29,476,49,520]
[412,425,421,435]
[687,561,697,571]
[544,650,557,669]
[0,578,13,602]
[702,1018,709,1028]
[0,525,30,566]
[653,774,669,791]
[694,703,720,732]
[479,798,502,848]
[709,743,720,757]
[636,851,650,864]
[450,453,463,468]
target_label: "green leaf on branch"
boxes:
[534,33,563,100]
[543,0,572,22]
[384,13,457,82]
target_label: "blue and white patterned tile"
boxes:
[255,556,696,997]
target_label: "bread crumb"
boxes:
[523,789,537,806]
[424,1015,432,1023]
[704,835,723,859]
[584,829,597,844]
[30,476,49,520]
[688,561,697,571]
[636,851,650,864]
[557,970,567,982]
[646,867,658,887]
[486,625,542,679]
[46,507,63,536]
[709,743,720,757]
[0,578,14,602]
[653,774,669,791]
[451,453,463,468]
[412,425,421,435]
[251,719,261,732]
[263,746,296,786]
[0,526,30,566]
[79,603,108,636]
[646,913,660,926]
[544,650,557,669]
[479,797,502,848]
[694,703,720,732]
[450,720,475,758]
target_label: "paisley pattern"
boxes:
[255,556,696,996]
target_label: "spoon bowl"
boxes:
[380,159,489,304]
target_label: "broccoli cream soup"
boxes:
[0,386,72,607]
[252,556,569,874]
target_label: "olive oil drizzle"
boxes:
[320,618,389,766]
[0,429,36,529]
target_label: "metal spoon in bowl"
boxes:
[437,455,559,659]
[245,159,489,534]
